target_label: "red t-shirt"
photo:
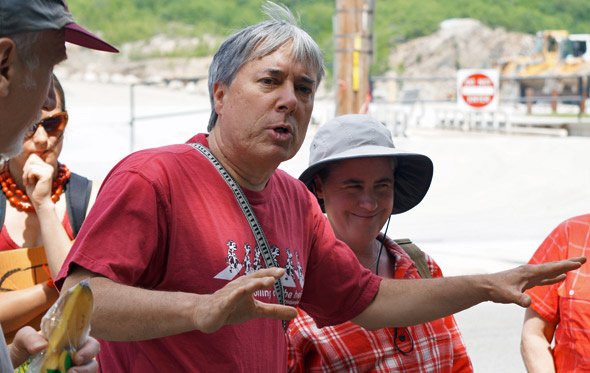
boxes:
[56,134,380,372]
[526,214,590,371]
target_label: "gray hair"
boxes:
[10,32,40,71]
[207,1,325,131]
[10,32,40,89]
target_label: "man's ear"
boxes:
[0,37,16,97]
[212,82,226,115]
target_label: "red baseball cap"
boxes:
[0,0,118,53]
[63,22,118,53]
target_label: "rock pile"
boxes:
[376,18,534,101]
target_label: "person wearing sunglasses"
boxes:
[287,114,472,372]
[0,74,97,349]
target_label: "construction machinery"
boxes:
[500,30,590,104]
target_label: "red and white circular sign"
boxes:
[457,69,499,110]
[461,73,494,107]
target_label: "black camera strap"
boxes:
[189,142,287,331]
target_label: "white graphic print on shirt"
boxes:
[214,240,305,305]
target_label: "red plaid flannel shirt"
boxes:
[288,236,472,372]
[527,214,590,371]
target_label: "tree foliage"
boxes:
[68,0,590,74]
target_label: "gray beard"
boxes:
[1,73,42,160]
[0,128,26,160]
[0,110,39,160]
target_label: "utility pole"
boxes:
[334,0,375,115]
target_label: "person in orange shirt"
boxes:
[521,214,590,372]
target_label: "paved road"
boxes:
[455,301,526,372]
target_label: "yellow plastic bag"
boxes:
[27,279,93,373]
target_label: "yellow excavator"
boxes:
[500,30,590,102]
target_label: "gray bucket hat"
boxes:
[0,0,118,53]
[299,114,433,214]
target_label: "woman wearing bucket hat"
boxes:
[288,114,472,372]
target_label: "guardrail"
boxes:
[129,77,208,151]
[368,74,590,137]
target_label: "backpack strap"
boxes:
[0,193,5,228]
[394,238,432,279]
[65,172,93,238]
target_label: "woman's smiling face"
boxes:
[316,157,394,251]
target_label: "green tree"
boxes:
[67,0,590,76]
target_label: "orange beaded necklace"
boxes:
[0,163,71,213]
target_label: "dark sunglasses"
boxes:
[26,111,68,138]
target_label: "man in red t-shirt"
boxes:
[57,3,584,372]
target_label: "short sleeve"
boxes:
[526,222,569,323]
[56,163,169,289]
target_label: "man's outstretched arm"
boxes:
[353,257,585,330]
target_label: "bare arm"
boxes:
[353,257,584,329]
[23,154,72,276]
[0,284,58,334]
[521,308,556,373]
[62,266,297,341]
